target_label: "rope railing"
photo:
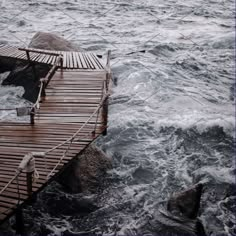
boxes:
[0,91,110,197]
[0,53,63,122]
[0,50,112,217]
[30,54,63,125]
[45,55,63,87]
[30,80,43,125]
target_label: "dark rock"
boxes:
[58,144,112,193]
[2,62,50,102]
[0,57,17,73]
[167,183,203,219]
[2,32,81,102]
[132,166,155,184]
[44,194,98,216]
[139,183,206,236]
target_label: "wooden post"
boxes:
[26,172,33,196]
[41,79,46,100]
[102,97,108,136]
[106,50,111,69]
[60,55,63,75]
[26,51,37,81]
[15,206,25,235]
[106,50,111,92]
[30,107,35,125]
[101,50,111,135]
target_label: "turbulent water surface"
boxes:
[0,0,235,235]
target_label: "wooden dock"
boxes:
[0,47,111,226]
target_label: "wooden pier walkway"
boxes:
[0,47,111,225]
[0,44,104,69]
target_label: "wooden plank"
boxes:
[91,53,104,69]
[84,53,95,69]
[87,53,99,69]
[63,52,67,68]
[0,46,15,55]
[47,55,55,65]
[36,53,48,63]
[42,54,51,64]
[78,53,88,69]
[69,52,74,69]
[32,52,43,62]
[74,52,82,69]
[0,52,109,223]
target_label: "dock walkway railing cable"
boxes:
[0,48,112,223]
[0,91,109,197]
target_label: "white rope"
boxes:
[0,152,46,196]
[0,173,20,196]
[17,153,34,173]
[33,80,44,110]
[31,152,45,181]
[0,92,109,196]
[44,93,109,155]
[45,93,109,179]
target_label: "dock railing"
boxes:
[0,90,110,199]
[30,54,63,125]
[0,50,112,199]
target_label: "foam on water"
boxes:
[0,72,32,122]
[0,0,235,235]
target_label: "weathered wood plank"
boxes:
[0,46,110,224]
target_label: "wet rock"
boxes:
[139,183,206,236]
[28,32,81,51]
[58,144,112,193]
[2,62,50,102]
[132,166,155,184]
[44,194,98,216]
[0,57,17,73]
[2,32,81,102]
[167,183,203,219]
[35,182,99,216]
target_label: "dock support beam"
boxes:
[26,51,37,81]
[26,172,33,196]
[30,107,35,125]
[15,207,25,236]
[102,97,108,136]
[102,50,111,136]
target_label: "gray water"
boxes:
[0,0,235,235]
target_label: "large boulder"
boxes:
[167,183,203,219]
[28,32,81,51]
[2,32,81,102]
[140,183,206,236]
[58,144,112,193]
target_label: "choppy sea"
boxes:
[0,0,235,235]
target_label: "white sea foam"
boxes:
[0,0,234,235]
